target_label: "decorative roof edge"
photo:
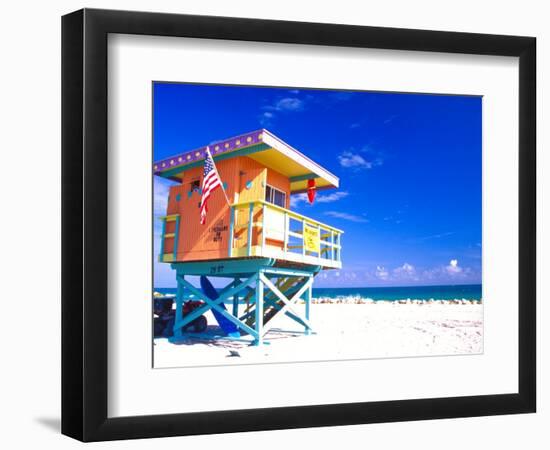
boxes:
[153,130,264,175]
[153,129,339,188]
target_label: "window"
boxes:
[265,185,286,208]
[190,179,200,192]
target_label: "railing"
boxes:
[228,200,343,268]
[159,214,180,262]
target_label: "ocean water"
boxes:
[154,284,482,302]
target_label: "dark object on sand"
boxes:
[153,297,208,337]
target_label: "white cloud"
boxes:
[153,176,180,239]
[421,259,473,282]
[394,262,415,275]
[410,231,455,243]
[289,193,309,208]
[446,259,463,274]
[338,150,383,171]
[290,191,349,207]
[259,96,305,126]
[276,97,303,111]
[259,111,274,126]
[375,266,389,280]
[338,151,372,169]
[314,261,480,287]
[372,260,478,285]
[393,263,419,281]
[316,191,349,203]
[324,211,368,223]
[264,97,304,112]
[154,177,174,217]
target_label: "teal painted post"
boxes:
[159,218,166,260]
[247,203,254,256]
[305,277,312,335]
[173,216,180,260]
[176,275,259,337]
[255,274,264,345]
[232,278,239,317]
[173,275,184,338]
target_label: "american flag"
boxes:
[199,147,223,225]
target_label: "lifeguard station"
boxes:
[155,129,343,345]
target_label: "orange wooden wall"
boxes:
[162,156,291,262]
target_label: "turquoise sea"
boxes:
[154,284,482,302]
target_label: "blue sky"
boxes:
[153,82,482,288]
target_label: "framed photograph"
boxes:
[62,8,536,441]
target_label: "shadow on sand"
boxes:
[35,417,60,433]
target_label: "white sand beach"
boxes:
[154,301,483,368]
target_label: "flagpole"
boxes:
[206,146,231,206]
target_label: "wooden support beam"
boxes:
[173,274,259,337]
[232,278,240,317]
[172,276,185,338]
[255,276,264,345]
[259,273,313,335]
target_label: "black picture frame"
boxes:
[61,8,536,442]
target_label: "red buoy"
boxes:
[307,178,316,204]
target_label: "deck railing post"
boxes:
[247,203,254,256]
[330,230,334,262]
[283,212,288,254]
[317,224,321,263]
[261,203,266,255]
[302,219,306,257]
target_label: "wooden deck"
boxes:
[160,200,342,269]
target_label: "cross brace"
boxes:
[169,269,314,345]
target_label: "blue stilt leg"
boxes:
[254,276,264,345]
[305,277,312,335]
[232,278,239,317]
[173,275,184,338]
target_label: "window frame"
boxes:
[265,184,287,208]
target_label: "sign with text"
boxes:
[303,224,320,254]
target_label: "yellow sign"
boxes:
[303,224,320,254]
